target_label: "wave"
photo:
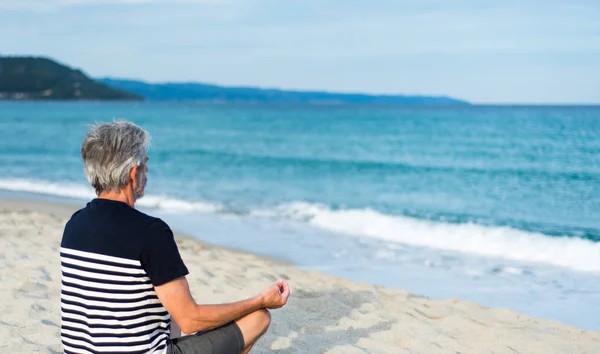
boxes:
[251,202,600,273]
[2,178,599,273]
[0,178,220,213]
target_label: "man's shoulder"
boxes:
[120,208,173,240]
[129,207,161,224]
[64,207,85,228]
[129,208,171,233]
[63,202,169,243]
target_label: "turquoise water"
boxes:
[1,102,599,329]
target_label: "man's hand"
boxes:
[260,280,291,309]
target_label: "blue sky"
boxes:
[1,0,599,103]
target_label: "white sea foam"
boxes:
[0,179,220,213]
[251,202,600,273]
[2,178,599,273]
[0,178,96,200]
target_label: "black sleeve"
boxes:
[140,219,189,286]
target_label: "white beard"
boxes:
[133,172,147,201]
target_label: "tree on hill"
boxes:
[0,56,142,100]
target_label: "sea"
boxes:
[1,102,599,330]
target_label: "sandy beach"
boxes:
[1,197,598,354]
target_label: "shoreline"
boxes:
[1,195,599,353]
[0,194,294,267]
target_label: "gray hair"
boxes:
[81,121,150,195]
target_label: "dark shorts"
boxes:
[166,322,245,354]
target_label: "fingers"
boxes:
[276,280,288,293]
[277,280,291,304]
[282,281,290,296]
[282,287,290,302]
[265,280,290,308]
[276,279,286,292]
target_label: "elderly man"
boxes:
[60,121,290,354]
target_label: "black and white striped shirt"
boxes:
[60,199,189,354]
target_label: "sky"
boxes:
[0,0,599,104]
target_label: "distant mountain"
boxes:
[0,55,466,104]
[99,78,469,105]
[0,56,142,100]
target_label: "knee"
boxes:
[258,309,271,330]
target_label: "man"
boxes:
[60,121,290,354]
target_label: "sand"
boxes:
[1,197,598,354]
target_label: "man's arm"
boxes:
[155,276,289,335]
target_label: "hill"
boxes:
[0,57,142,100]
[99,78,468,105]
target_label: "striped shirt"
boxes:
[60,199,189,354]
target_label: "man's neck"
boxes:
[97,189,135,208]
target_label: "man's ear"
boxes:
[129,165,139,187]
